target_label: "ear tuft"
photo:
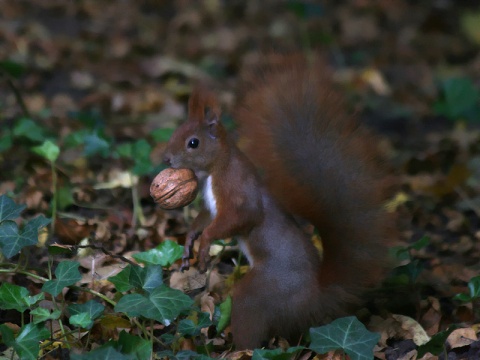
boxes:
[188,87,221,124]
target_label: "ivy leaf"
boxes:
[147,285,193,325]
[151,128,175,143]
[434,77,480,121]
[68,300,105,319]
[309,316,380,360]
[31,140,60,163]
[178,312,213,337]
[417,325,459,357]
[0,128,13,153]
[0,324,15,347]
[0,215,51,258]
[156,350,214,360]
[131,139,153,175]
[30,308,61,324]
[42,261,82,296]
[409,236,430,251]
[13,118,47,142]
[115,285,193,326]
[14,323,50,360]
[0,283,44,312]
[69,313,93,329]
[0,60,26,78]
[454,275,480,302]
[217,296,232,333]
[252,346,305,360]
[83,133,110,157]
[117,331,152,360]
[70,342,128,360]
[467,275,480,298]
[133,240,184,267]
[108,265,134,292]
[0,194,26,222]
[114,293,154,318]
[128,264,163,293]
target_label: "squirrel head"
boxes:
[163,88,225,178]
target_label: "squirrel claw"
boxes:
[180,258,190,272]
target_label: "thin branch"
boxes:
[1,71,31,118]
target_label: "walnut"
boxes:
[150,168,198,210]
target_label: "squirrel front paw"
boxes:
[197,236,212,273]
[180,230,201,272]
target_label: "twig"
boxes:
[0,71,31,118]
[74,243,137,266]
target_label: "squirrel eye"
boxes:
[187,138,199,149]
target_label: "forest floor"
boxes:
[1,1,480,359]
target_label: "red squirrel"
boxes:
[162,56,392,349]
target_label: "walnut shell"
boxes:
[150,168,198,210]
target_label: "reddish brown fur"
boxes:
[163,55,393,349]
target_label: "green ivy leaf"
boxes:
[417,325,459,357]
[42,261,82,296]
[151,128,175,143]
[434,77,480,121]
[156,350,214,360]
[0,60,26,78]
[115,285,193,326]
[108,265,134,292]
[0,215,51,258]
[68,300,104,329]
[57,184,75,210]
[0,129,13,153]
[131,139,153,175]
[63,129,90,148]
[467,275,480,298]
[117,330,152,359]
[114,293,153,318]
[309,316,380,360]
[252,346,305,360]
[69,312,93,329]
[133,240,184,267]
[0,324,15,347]
[31,140,60,163]
[410,236,430,251]
[0,283,44,312]
[83,133,110,157]
[30,308,61,324]
[0,194,26,222]
[128,264,163,293]
[453,293,472,302]
[178,312,212,337]
[116,142,133,158]
[47,243,75,255]
[12,118,47,142]
[70,342,128,360]
[217,296,232,333]
[147,285,193,325]
[13,323,50,360]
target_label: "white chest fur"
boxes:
[203,176,254,267]
[203,175,218,217]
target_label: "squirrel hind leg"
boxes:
[231,271,271,349]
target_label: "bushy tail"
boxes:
[236,55,392,294]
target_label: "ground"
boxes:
[1,1,480,359]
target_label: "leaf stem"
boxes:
[130,173,145,227]
[50,161,57,239]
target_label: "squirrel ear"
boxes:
[204,107,219,126]
[205,107,220,138]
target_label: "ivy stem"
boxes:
[0,269,117,307]
[131,174,145,227]
[50,161,58,239]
